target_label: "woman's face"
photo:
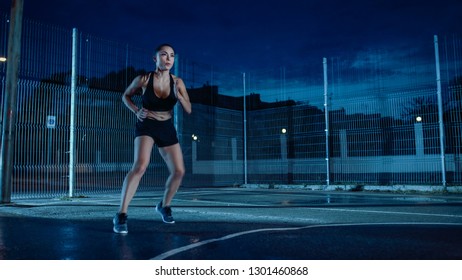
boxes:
[155,46,175,71]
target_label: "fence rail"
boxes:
[0,15,461,198]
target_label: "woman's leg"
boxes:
[118,136,154,213]
[158,143,185,206]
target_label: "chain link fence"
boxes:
[0,15,461,198]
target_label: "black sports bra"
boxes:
[142,72,177,111]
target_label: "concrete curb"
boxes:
[241,184,462,193]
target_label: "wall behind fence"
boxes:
[242,38,461,187]
[0,15,461,198]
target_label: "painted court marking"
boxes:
[151,222,462,260]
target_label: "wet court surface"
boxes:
[1,188,462,260]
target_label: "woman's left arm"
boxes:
[175,78,192,114]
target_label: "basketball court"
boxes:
[1,187,461,260]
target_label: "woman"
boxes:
[113,44,192,234]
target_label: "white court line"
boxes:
[151,222,462,260]
[312,207,462,218]
[175,198,462,219]
[178,208,323,223]
[174,198,263,207]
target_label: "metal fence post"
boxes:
[1,0,23,204]
[68,28,78,197]
[173,53,181,144]
[434,35,447,189]
[323,57,330,187]
[243,72,248,185]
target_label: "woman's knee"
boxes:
[172,166,185,179]
[131,161,149,175]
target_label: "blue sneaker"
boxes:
[113,213,128,234]
[156,201,175,224]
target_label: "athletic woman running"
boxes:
[113,44,192,234]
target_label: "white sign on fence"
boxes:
[46,115,56,129]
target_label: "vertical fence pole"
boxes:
[434,35,447,189]
[68,28,78,197]
[125,44,129,88]
[0,0,23,204]
[323,58,330,187]
[243,72,248,185]
[173,54,181,143]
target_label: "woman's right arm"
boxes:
[122,75,143,114]
[122,74,149,120]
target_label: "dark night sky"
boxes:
[1,0,461,70]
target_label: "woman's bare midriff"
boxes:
[146,110,172,121]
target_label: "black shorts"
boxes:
[134,118,179,147]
